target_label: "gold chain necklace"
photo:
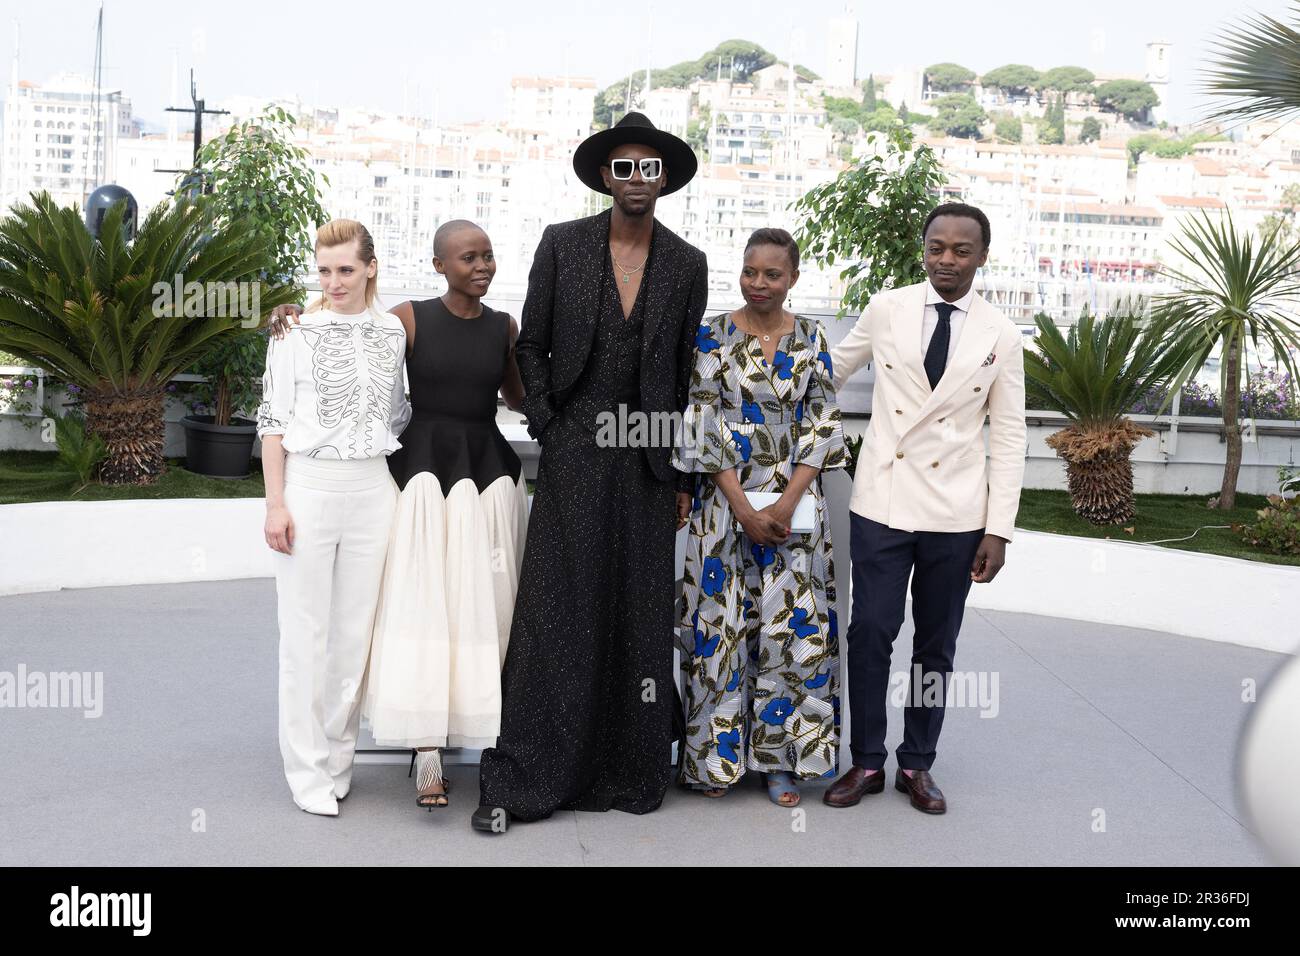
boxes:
[611,249,647,285]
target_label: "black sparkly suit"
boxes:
[478,208,709,819]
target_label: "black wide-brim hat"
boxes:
[573,111,698,197]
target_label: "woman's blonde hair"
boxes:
[305,219,379,313]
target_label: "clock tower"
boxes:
[1145,41,1171,125]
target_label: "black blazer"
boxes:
[515,207,709,484]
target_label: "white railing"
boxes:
[0,367,207,418]
[0,366,46,419]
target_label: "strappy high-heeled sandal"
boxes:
[407,749,451,793]
[414,749,448,809]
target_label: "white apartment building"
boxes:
[702,81,831,167]
[922,137,1130,203]
[1134,145,1292,233]
[1,72,134,213]
[644,87,692,138]
[666,160,839,306]
[506,75,596,146]
[946,160,1169,322]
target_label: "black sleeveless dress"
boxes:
[361,298,529,751]
[387,298,522,493]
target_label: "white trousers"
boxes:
[273,454,397,813]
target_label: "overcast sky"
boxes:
[0,0,1290,129]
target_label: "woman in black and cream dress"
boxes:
[258,219,410,817]
[362,219,529,811]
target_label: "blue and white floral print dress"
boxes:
[672,311,847,788]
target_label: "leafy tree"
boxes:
[862,74,877,110]
[187,106,330,428]
[1134,133,1195,161]
[1260,183,1300,245]
[592,39,779,127]
[899,102,932,125]
[794,64,820,81]
[927,92,986,138]
[994,114,1023,143]
[1095,79,1159,122]
[862,104,902,132]
[981,64,1041,97]
[925,62,976,92]
[1040,65,1096,94]
[793,124,948,316]
[824,95,866,126]
[1160,212,1300,508]
[685,118,709,156]
[1079,115,1103,143]
[1036,117,1064,145]
[712,39,778,81]
[832,116,860,140]
[1126,131,1225,164]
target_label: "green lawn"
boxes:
[0,450,264,505]
[2,451,1294,567]
[1016,488,1299,567]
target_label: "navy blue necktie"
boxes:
[925,302,955,390]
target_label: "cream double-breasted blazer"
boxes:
[829,281,1027,542]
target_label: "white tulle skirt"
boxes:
[361,471,528,749]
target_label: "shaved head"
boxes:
[433,219,486,260]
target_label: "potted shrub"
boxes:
[180,106,329,478]
[179,332,270,478]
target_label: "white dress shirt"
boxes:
[256,307,411,460]
[922,282,975,366]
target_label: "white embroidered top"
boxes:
[256,307,411,460]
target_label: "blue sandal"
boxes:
[764,771,801,807]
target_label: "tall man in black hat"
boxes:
[473,113,709,832]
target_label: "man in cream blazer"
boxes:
[823,203,1027,814]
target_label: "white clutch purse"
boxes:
[741,491,817,533]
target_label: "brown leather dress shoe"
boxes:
[822,767,886,808]
[895,769,946,814]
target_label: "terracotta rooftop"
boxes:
[1156,195,1228,209]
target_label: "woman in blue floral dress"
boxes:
[672,228,847,808]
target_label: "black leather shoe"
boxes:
[822,767,886,808]
[471,804,510,833]
[894,769,947,814]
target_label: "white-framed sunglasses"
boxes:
[609,157,662,181]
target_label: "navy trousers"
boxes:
[845,513,984,771]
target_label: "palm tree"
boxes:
[0,193,297,484]
[1159,212,1300,509]
[1203,5,1300,122]
[1025,302,1195,524]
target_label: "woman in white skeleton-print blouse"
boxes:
[257,219,410,817]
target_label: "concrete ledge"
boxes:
[4,495,1297,654]
[1,498,275,597]
[967,529,1300,654]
